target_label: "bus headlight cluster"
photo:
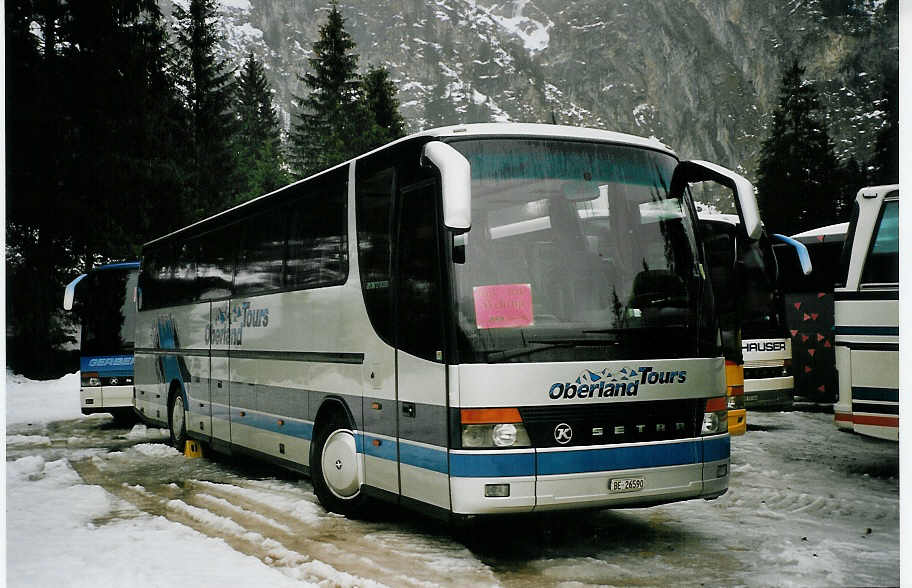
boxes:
[701,411,728,435]
[462,423,531,448]
[81,372,101,387]
[460,408,531,448]
[702,397,729,435]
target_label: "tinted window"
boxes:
[397,182,445,360]
[234,208,286,296]
[139,244,174,310]
[173,240,199,304]
[357,163,395,344]
[286,169,349,289]
[198,224,237,300]
[861,199,899,285]
[75,267,138,355]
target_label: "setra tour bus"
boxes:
[834,185,899,441]
[134,124,761,519]
[63,261,140,422]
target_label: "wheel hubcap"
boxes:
[321,429,361,499]
[172,396,185,437]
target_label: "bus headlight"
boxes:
[702,397,729,435]
[462,423,531,448]
[81,372,101,387]
[492,423,518,447]
[460,408,531,448]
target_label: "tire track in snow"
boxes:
[70,458,388,587]
[188,480,499,587]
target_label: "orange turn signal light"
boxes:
[460,407,522,424]
[705,396,727,412]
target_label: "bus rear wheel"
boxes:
[311,418,367,517]
[168,390,188,450]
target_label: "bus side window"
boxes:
[286,170,349,290]
[397,182,445,361]
[198,224,236,300]
[146,244,177,309]
[860,199,899,285]
[235,208,286,296]
[356,163,396,345]
[173,241,199,305]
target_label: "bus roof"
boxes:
[790,222,849,244]
[143,124,677,248]
[94,261,140,271]
[697,212,741,226]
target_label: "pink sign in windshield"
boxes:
[473,284,534,329]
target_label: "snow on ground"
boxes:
[4,372,312,588]
[6,371,82,425]
[4,372,900,586]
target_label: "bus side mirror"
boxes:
[771,234,813,276]
[63,274,87,311]
[671,160,762,241]
[422,141,471,233]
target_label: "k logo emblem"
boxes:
[554,422,573,444]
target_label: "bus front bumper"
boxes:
[448,436,730,515]
[743,376,794,410]
[728,409,747,435]
[80,384,134,414]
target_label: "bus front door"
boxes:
[395,179,451,512]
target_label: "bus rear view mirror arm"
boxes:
[422,141,471,233]
[63,273,87,311]
[771,233,813,276]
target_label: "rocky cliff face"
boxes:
[203,0,896,178]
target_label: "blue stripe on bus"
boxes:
[703,435,730,462]
[836,326,899,336]
[853,387,899,403]
[360,434,398,461]
[536,440,704,476]
[449,451,536,478]
[400,442,449,474]
[226,407,314,439]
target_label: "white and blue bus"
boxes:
[134,124,761,518]
[63,261,140,422]
[834,185,899,441]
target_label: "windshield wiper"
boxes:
[484,337,618,362]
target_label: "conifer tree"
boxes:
[363,65,406,143]
[755,59,842,234]
[869,64,898,184]
[290,1,369,176]
[234,52,289,201]
[173,0,239,218]
[6,0,186,376]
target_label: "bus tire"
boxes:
[168,386,188,450]
[311,415,367,517]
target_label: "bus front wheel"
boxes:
[311,417,367,517]
[168,389,188,450]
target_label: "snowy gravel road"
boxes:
[6,374,899,587]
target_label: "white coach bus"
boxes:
[834,185,899,441]
[134,124,761,518]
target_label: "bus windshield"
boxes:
[74,267,138,356]
[449,138,703,363]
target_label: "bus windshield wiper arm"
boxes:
[485,337,618,362]
[485,342,576,362]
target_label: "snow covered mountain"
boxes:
[196,0,896,178]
